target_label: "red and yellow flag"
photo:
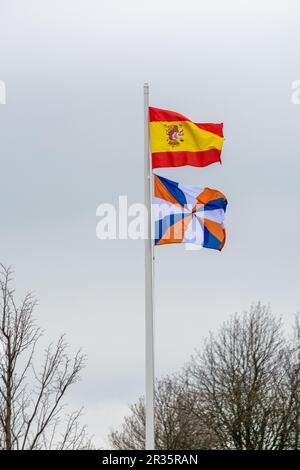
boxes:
[149,107,224,169]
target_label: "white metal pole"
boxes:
[144,82,155,450]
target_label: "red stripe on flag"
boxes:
[195,122,224,138]
[149,108,224,137]
[152,149,222,169]
[149,107,190,122]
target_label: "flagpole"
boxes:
[144,82,155,450]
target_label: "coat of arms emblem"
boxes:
[165,124,184,146]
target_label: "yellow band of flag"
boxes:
[150,121,224,153]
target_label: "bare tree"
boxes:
[187,303,300,450]
[108,376,218,450]
[110,303,300,450]
[0,264,92,450]
[282,313,300,449]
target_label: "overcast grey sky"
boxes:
[1,0,300,447]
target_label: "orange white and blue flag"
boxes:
[149,107,224,169]
[154,175,227,250]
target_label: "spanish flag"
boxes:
[149,107,224,169]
